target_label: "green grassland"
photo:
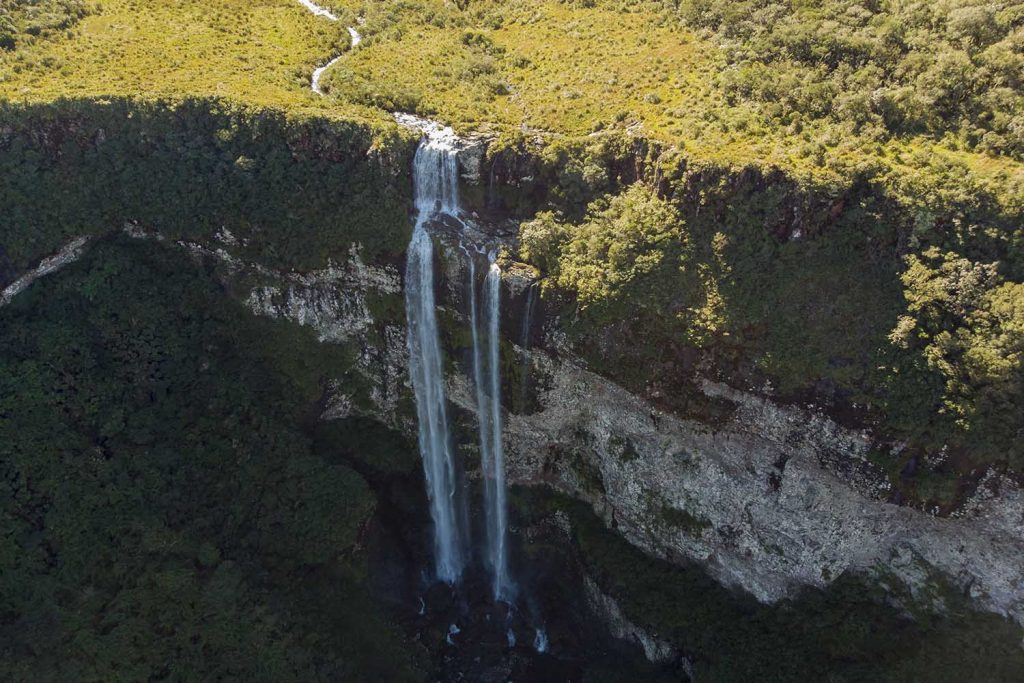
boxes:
[3,0,1021,193]
[0,0,379,120]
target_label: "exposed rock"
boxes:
[243,246,401,344]
[321,379,354,420]
[456,134,490,185]
[1,236,90,307]
[490,348,1024,627]
[419,243,1024,629]
[179,239,409,421]
[14,226,1020,633]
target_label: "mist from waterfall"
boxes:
[405,126,467,584]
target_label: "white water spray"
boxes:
[468,247,513,601]
[533,627,549,653]
[405,124,468,583]
[518,282,538,412]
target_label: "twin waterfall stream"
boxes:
[402,117,517,609]
[295,0,544,654]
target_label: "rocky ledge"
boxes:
[483,345,1024,628]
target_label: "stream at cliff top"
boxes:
[299,0,360,95]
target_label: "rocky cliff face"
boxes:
[7,144,1021,641]
[484,344,1024,628]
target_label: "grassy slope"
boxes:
[0,0,381,122]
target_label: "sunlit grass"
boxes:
[0,0,383,122]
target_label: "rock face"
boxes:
[202,227,1024,631]
[174,235,410,422]
[491,346,1024,627]
[10,220,1021,639]
[1,236,90,307]
[245,248,400,345]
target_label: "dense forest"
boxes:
[0,237,423,680]
[681,0,1024,158]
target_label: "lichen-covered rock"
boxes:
[244,246,401,344]
[180,238,410,421]
[1,235,90,307]
[490,347,1024,626]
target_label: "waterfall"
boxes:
[468,252,512,601]
[402,113,513,601]
[483,261,512,601]
[534,627,549,653]
[405,125,467,584]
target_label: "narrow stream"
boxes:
[298,0,360,95]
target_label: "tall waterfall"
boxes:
[469,256,512,601]
[483,262,512,601]
[518,282,539,412]
[405,126,467,584]
[402,114,513,601]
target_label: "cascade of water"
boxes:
[483,261,512,601]
[403,113,513,601]
[405,126,467,584]
[533,627,549,653]
[469,255,512,601]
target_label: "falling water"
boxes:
[485,261,512,601]
[402,113,513,601]
[518,282,539,412]
[405,124,467,583]
[534,627,549,653]
[468,254,513,601]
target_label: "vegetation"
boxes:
[0,0,378,117]
[0,0,91,51]
[0,237,424,681]
[682,0,1024,159]
[0,98,414,274]
[516,123,1023,482]
[0,0,1021,671]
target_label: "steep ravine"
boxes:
[5,117,1022,646]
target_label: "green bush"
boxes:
[679,0,1024,158]
[0,237,422,680]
